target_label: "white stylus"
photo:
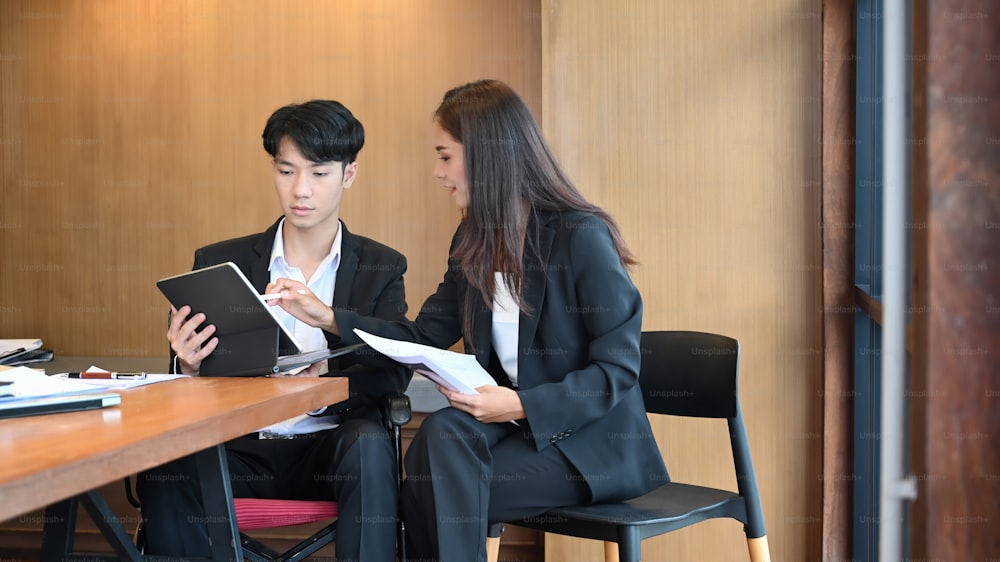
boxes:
[261,290,307,301]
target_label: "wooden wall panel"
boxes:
[0,0,541,358]
[542,1,823,560]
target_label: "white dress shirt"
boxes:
[258,218,343,436]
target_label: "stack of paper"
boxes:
[353,329,497,395]
[50,366,187,389]
[0,339,51,366]
[0,366,120,419]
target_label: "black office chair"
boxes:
[487,330,770,562]
[130,393,412,562]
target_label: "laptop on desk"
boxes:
[156,262,364,377]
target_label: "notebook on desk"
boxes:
[0,367,122,419]
[156,262,364,377]
[0,392,122,419]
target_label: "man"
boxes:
[136,100,410,562]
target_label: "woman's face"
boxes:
[432,121,470,210]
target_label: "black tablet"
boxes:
[156,262,362,376]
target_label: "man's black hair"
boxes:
[262,100,364,166]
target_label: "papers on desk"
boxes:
[0,366,98,398]
[0,366,121,419]
[353,329,496,395]
[0,339,45,366]
[50,366,188,389]
[0,339,42,357]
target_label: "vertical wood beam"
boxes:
[820,1,857,560]
[912,1,1000,559]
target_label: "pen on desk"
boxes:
[68,372,147,380]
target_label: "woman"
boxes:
[267,79,668,561]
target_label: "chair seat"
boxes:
[516,482,746,542]
[233,498,338,530]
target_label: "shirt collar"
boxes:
[268,217,343,275]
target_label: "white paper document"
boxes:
[0,366,106,401]
[0,339,42,355]
[353,329,497,395]
[50,366,188,389]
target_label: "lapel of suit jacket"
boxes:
[519,212,555,367]
[470,212,556,372]
[249,219,282,293]
[472,292,492,369]
[333,222,359,310]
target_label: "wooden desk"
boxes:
[0,375,348,560]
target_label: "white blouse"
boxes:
[492,272,520,387]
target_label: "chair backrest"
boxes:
[638,331,739,418]
[639,330,767,539]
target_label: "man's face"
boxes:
[273,136,356,232]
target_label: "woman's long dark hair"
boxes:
[435,79,637,337]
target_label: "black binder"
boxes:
[156,262,363,376]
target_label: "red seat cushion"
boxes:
[233,498,338,531]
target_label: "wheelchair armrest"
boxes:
[381,392,412,428]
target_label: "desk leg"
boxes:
[80,490,143,560]
[194,444,243,562]
[41,492,141,562]
[40,496,77,560]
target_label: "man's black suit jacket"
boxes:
[177,218,411,419]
